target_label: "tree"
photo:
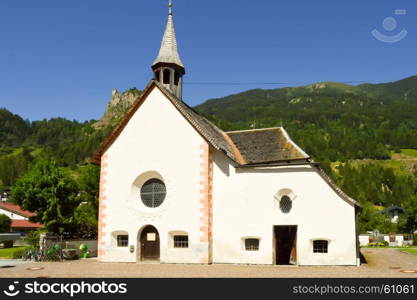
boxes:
[73,164,100,238]
[0,214,11,233]
[11,159,80,234]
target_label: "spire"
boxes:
[152,0,184,69]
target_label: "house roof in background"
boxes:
[10,219,42,229]
[0,202,36,218]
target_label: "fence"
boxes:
[38,233,97,261]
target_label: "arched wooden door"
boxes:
[139,225,160,262]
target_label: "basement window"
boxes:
[174,235,188,248]
[245,238,259,251]
[313,240,328,253]
[117,235,128,247]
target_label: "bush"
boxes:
[11,248,25,259]
[381,241,389,247]
[25,230,43,247]
[0,214,11,233]
[413,235,417,246]
[2,240,13,248]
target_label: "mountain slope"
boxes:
[195,76,417,162]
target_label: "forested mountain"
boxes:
[0,76,416,233]
[195,76,417,162]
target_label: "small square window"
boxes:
[117,235,128,247]
[403,234,412,241]
[313,240,328,253]
[174,235,188,248]
[245,238,259,251]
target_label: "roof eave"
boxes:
[236,158,312,168]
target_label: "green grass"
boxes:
[332,148,417,177]
[400,248,417,255]
[0,246,25,259]
[400,149,417,158]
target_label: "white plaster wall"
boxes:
[211,150,358,266]
[101,87,208,263]
[0,208,27,220]
[359,235,370,246]
[395,235,404,246]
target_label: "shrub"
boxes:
[0,214,11,233]
[11,248,25,259]
[25,230,44,247]
[413,235,417,246]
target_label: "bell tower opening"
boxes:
[151,0,185,99]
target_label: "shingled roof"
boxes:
[227,128,309,165]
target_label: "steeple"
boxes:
[152,0,185,99]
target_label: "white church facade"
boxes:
[94,2,361,266]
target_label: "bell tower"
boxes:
[152,0,185,99]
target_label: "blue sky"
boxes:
[0,0,416,121]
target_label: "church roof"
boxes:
[152,7,184,69]
[226,128,309,165]
[92,81,360,207]
[92,80,309,166]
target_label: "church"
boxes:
[93,2,361,266]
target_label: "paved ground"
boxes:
[0,248,416,278]
[0,259,30,268]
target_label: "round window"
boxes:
[140,179,166,208]
[280,195,292,213]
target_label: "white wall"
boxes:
[211,150,358,266]
[100,87,208,263]
[0,208,27,220]
[359,235,370,246]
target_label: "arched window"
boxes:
[163,69,170,84]
[140,179,166,208]
[155,70,160,82]
[280,195,292,213]
[174,70,180,86]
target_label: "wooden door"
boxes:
[140,226,160,261]
[274,225,297,265]
[289,226,297,265]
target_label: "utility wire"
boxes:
[183,78,402,86]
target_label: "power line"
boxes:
[183,78,401,86]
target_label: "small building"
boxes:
[383,205,405,223]
[0,202,42,232]
[0,190,10,202]
[93,2,361,266]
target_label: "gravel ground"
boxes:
[0,248,416,278]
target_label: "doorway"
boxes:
[274,225,297,265]
[139,225,160,262]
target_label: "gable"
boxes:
[103,86,206,159]
[93,81,237,164]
